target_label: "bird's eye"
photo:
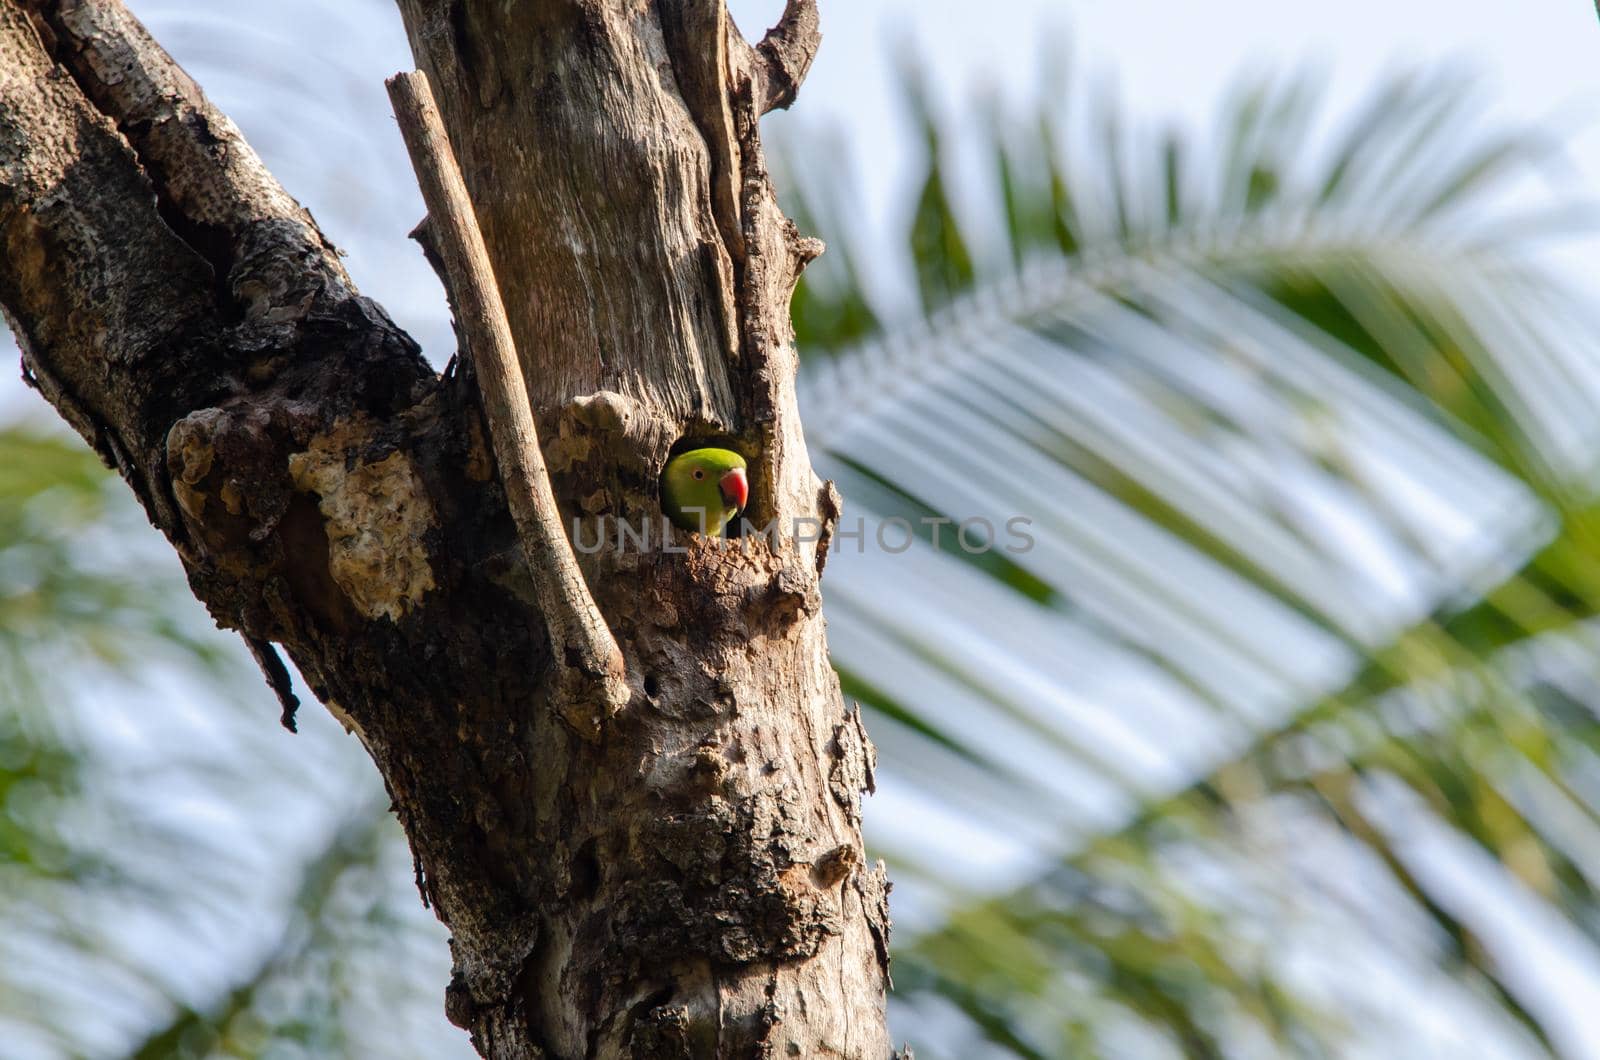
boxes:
[692,469,705,480]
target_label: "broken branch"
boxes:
[754,0,820,113]
[386,70,629,733]
[245,636,301,733]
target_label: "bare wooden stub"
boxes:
[387,70,628,737]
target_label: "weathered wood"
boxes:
[1,0,890,1055]
[749,0,822,113]
[388,70,628,737]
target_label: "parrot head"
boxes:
[661,447,748,537]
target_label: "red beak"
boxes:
[719,467,748,511]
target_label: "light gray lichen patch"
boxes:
[288,421,437,622]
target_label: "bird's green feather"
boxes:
[661,447,747,537]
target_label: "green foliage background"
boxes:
[5,6,1600,1058]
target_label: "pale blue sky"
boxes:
[737,0,1600,319]
[7,4,1600,1056]
[11,1,1599,402]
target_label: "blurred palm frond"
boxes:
[6,8,1600,1058]
[784,61,1600,1059]
[0,425,466,1058]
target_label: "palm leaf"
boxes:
[786,60,1600,1058]
[8,8,1600,1057]
[0,421,472,1059]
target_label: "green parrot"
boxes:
[661,447,748,537]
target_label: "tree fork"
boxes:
[0,0,891,1057]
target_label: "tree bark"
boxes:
[0,1,891,1057]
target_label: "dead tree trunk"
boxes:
[0,1,892,1056]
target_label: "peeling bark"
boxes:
[0,1,888,1057]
